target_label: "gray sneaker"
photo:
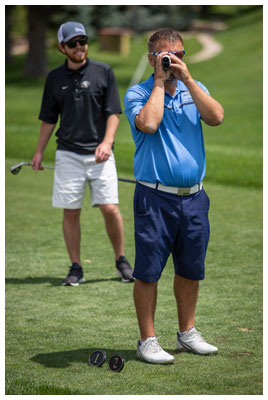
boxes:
[177,327,218,355]
[116,256,134,283]
[137,337,175,364]
[62,263,85,286]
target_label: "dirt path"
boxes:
[129,25,225,86]
[188,32,223,63]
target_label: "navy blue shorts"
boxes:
[133,183,210,282]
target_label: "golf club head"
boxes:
[10,166,22,175]
[10,162,30,175]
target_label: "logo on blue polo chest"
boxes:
[180,91,194,107]
[181,91,193,101]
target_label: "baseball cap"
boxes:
[57,22,87,43]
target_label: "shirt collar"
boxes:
[65,58,89,75]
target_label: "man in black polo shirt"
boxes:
[31,21,134,285]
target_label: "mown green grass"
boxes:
[5,160,262,395]
[5,7,262,396]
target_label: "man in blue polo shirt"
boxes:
[124,29,224,364]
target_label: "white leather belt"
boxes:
[138,181,203,196]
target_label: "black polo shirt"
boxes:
[39,58,122,154]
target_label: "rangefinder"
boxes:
[162,55,171,71]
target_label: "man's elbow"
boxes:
[212,114,224,126]
[143,122,159,134]
[205,109,224,126]
[215,109,224,126]
[135,117,159,134]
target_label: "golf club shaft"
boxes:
[31,163,54,170]
[10,162,136,183]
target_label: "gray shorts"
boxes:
[52,150,119,209]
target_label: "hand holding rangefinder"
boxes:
[162,55,171,71]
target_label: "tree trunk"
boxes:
[5,5,14,64]
[24,6,49,78]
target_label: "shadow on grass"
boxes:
[5,276,121,286]
[31,347,137,368]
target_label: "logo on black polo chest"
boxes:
[72,80,91,101]
[80,80,90,89]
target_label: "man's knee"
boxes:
[100,204,119,217]
[64,208,81,220]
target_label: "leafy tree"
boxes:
[98,5,192,33]
[6,5,195,78]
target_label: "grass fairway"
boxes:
[5,7,262,396]
[5,161,262,395]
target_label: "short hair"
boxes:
[148,29,183,52]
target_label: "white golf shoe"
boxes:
[177,327,218,355]
[137,336,175,364]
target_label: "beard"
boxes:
[67,48,88,64]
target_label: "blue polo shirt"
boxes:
[124,74,209,187]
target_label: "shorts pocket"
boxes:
[134,185,150,216]
[202,190,210,214]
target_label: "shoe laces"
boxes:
[187,328,206,343]
[143,337,162,353]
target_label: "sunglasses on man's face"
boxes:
[150,50,186,59]
[66,37,88,48]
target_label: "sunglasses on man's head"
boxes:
[150,50,185,59]
[66,37,88,48]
